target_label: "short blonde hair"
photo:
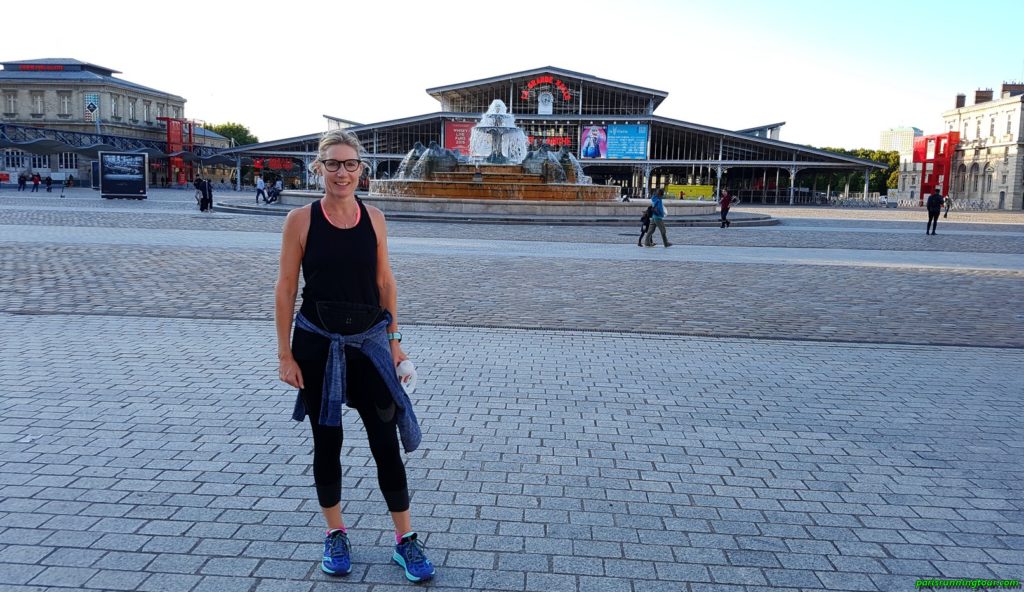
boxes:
[312,129,365,174]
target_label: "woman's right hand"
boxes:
[278,355,305,390]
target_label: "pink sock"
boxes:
[327,527,347,535]
[396,530,414,543]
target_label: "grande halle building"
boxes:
[228,66,886,202]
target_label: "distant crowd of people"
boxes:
[255,175,284,204]
[11,172,76,193]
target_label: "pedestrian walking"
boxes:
[201,177,213,212]
[719,189,732,228]
[17,173,27,191]
[943,194,952,218]
[274,129,435,583]
[31,173,41,192]
[45,176,52,193]
[256,175,266,203]
[638,205,653,246]
[926,189,943,235]
[194,175,213,212]
[643,188,672,247]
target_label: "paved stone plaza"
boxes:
[0,188,1021,592]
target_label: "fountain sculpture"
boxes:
[369,100,619,202]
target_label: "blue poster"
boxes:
[606,124,648,159]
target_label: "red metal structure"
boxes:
[912,132,959,205]
[158,117,195,185]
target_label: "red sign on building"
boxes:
[520,75,572,102]
[444,121,476,156]
[19,64,64,71]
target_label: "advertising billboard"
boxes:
[606,124,648,159]
[99,152,148,199]
[666,184,715,199]
[580,125,607,159]
[444,121,477,157]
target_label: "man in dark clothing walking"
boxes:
[926,190,943,235]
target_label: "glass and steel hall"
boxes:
[223,66,886,203]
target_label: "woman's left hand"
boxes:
[391,340,408,366]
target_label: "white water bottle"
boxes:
[396,360,417,395]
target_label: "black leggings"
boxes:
[295,337,409,512]
[927,210,940,233]
[638,223,649,245]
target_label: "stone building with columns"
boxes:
[941,84,1024,210]
[1,58,229,186]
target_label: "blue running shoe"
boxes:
[321,529,352,576]
[392,532,435,582]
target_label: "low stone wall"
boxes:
[280,191,717,217]
[369,180,621,201]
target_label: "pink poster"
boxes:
[581,125,607,159]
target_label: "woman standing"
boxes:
[275,129,435,582]
[719,189,732,228]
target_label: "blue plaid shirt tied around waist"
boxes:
[290,312,422,453]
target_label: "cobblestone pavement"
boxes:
[0,192,1022,592]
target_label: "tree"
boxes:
[819,147,899,194]
[208,122,259,147]
[886,170,900,189]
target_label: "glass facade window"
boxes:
[520,123,578,152]
[31,154,48,169]
[128,100,136,121]
[1009,113,1014,136]
[111,95,119,118]
[989,116,995,137]
[59,93,71,115]
[143,101,150,121]
[31,92,44,115]
[4,149,25,169]
[58,152,78,170]
[4,93,16,114]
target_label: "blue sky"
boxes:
[6,0,1023,149]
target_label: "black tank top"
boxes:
[299,199,380,327]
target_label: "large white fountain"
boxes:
[370,99,620,202]
[468,100,528,164]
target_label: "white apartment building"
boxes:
[879,126,922,163]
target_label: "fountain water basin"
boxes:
[370,100,619,202]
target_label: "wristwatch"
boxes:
[387,331,402,342]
